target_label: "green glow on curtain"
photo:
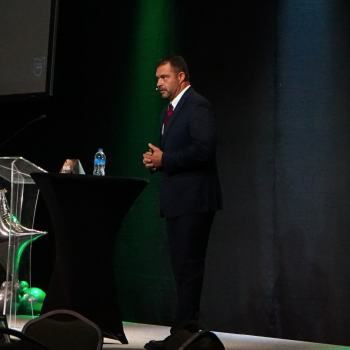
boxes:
[114,0,175,177]
[112,0,178,324]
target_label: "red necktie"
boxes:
[164,104,173,125]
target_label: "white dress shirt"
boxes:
[171,85,191,110]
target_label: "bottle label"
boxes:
[94,159,106,165]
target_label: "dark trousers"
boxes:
[166,211,215,333]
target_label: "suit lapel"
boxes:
[161,87,194,149]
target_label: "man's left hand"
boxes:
[148,143,163,168]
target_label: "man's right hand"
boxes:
[143,152,156,171]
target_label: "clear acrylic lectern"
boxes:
[0,157,47,328]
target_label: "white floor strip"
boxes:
[12,316,349,350]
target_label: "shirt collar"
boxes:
[170,85,191,110]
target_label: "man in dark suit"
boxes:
[143,55,222,349]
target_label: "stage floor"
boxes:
[13,316,349,350]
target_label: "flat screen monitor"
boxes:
[0,0,58,100]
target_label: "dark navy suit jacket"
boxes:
[159,86,223,217]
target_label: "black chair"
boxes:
[22,310,103,350]
[0,327,47,349]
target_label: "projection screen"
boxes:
[0,0,58,98]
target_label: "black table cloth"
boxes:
[30,173,148,343]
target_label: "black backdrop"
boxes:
[2,0,350,346]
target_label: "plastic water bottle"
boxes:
[93,148,106,176]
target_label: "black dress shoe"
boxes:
[144,336,171,350]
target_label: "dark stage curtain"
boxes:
[2,0,350,346]
[273,1,350,343]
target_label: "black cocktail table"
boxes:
[30,173,148,343]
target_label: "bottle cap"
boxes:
[98,148,103,152]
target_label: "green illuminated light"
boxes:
[14,236,40,274]
[114,0,176,177]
